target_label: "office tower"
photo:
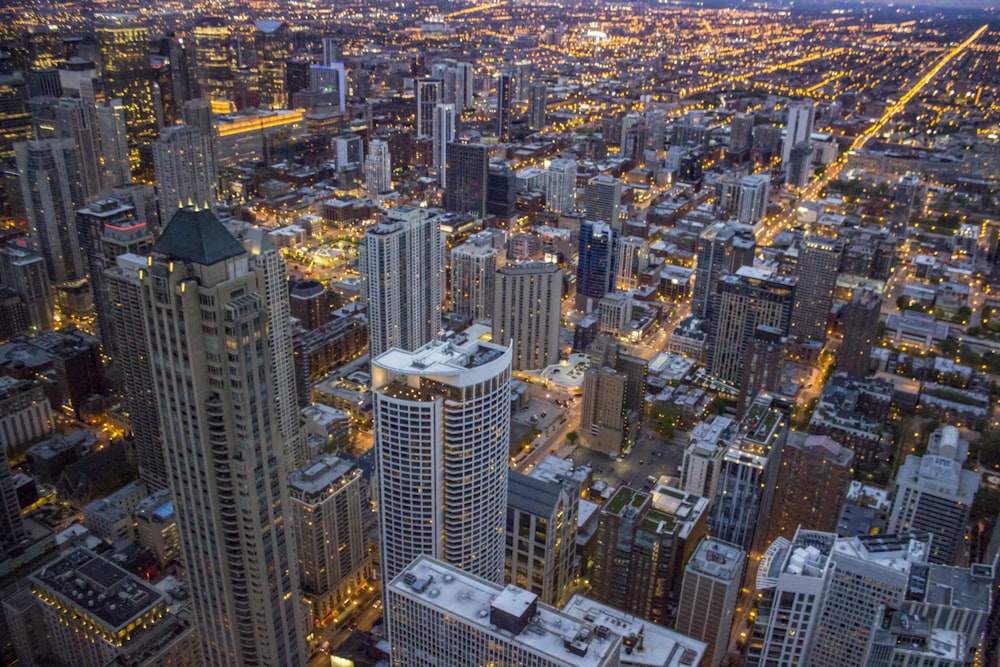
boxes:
[192,16,234,104]
[23,25,62,71]
[736,173,770,224]
[592,485,709,625]
[96,22,157,176]
[887,426,979,564]
[487,163,517,217]
[15,138,86,285]
[31,96,104,200]
[451,239,502,321]
[309,63,347,112]
[28,549,200,666]
[360,205,444,358]
[432,102,455,186]
[142,209,306,666]
[709,392,788,557]
[0,451,25,558]
[0,72,32,169]
[94,99,132,188]
[388,556,622,667]
[585,175,622,231]
[614,236,649,291]
[745,529,836,667]
[676,538,744,667]
[729,112,755,155]
[506,470,577,607]
[790,235,841,342]
[528,81,547,130]
[576,220,616,311]
[364,138,392,194]
[153,124,216,226]
[372,336,511,585]
[288,453,372,626]
[707,267,795,387]
[810,533,931,666]
[496,70,514,142]
[839,288,882,378]
[736,326,786,418]
[781,98,816,167]
[692,221,756,319]
[415,77,442,139]
[0,242,53,331]
[255,20,289,110]
[680,415,736,501]
[766,433,852,545]
[787,140,813,189]
[545,157,576,214]
[493,262,562,371]
[444,130,488,218]
[456,61,475,110]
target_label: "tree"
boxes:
[650,403,680,439]
[566,431,579,445]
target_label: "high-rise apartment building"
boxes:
[153,124,216,226]
[0,451,25,559]
[288,453,372,625]
[445,130,488,218]
[142,208,306,666]
[94,99,132,189]
[364,138,392,194]
[614,236,649,291]
[388,556,622,667]
[692,221,756,319]
[255,20,290,110]
[709,392,788,557]
[29,548,200,667]
[372,337,511,585]
[781,98,816,167]
[676,538,744,667]
[729,112,755,155]
[451,239,502,321]
[545,157,577,214]
[745,529,836,667]
[15,138,86,284]
[592,485,709,626]
[0,72,32,170]
[415,78,442,139]
[31,96,103,201]
[493,261,563,371]
[838,288,882,378]
[496,71,514,142]
[432,102,456,186]
[790,235,841,342]
[96,22,157,176]
[787,140,813,189]
[0,241,53,331]
[887,426,979,564]
[766,433,853,545]
[580,365,629,454]
[529,81,547,130]
[707,267,795,387]
[360,205,444,358]
[585,175,622,231]
[192,16,235,104]
[679,415,736,502]
[309,63,347,112]
[576,220,616,310]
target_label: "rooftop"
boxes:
[288,453,359,501]
[151,208,246,265]
[374,337,511,387]
[686,538,744,583]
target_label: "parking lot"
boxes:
[566,425,690,492]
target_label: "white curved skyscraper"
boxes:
[373,336,512,585]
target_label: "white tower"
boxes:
[432,103,456,186]
[545,157,577,215]
[364,138,392,194]
[781,98,816,167]
[152,123,216,227]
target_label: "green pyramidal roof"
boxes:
[152,208,246,265]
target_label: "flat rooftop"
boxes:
[374,337,510,384]
[687,538,744,583]
[288,453,358,499]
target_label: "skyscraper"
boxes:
[444,130,488,218]
[94,99,132,189]
[360,205,444,358]
[30,96,104,201]
[728,112,755,155]
[255,20,290,110]
[309,63,347,113]
[585,175,622,231]
[528,81,547,130]
[787,140,813,189]
[676,538,744,667]
[415,78,442,139]
[545,157,577,214]
[614,236,649,291]
[493,261,563,371]
[0,72,32,170]
[790,235,841,342]
[456,61,475,110]
[781,98,816,167]
[451,239,502,321]
[372,336,512,585]
[96,22,158,177]
[692,221,756,320]
[432,102,455,186]
[142,208,306,666]
[0,451,25,559]
[364,138,392,194]
[15,138,86,284]
[576,220,616,311]
[192,16,235,104]
[152,124,216,227]
[496,70,514,142]
[838,288,881,378]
